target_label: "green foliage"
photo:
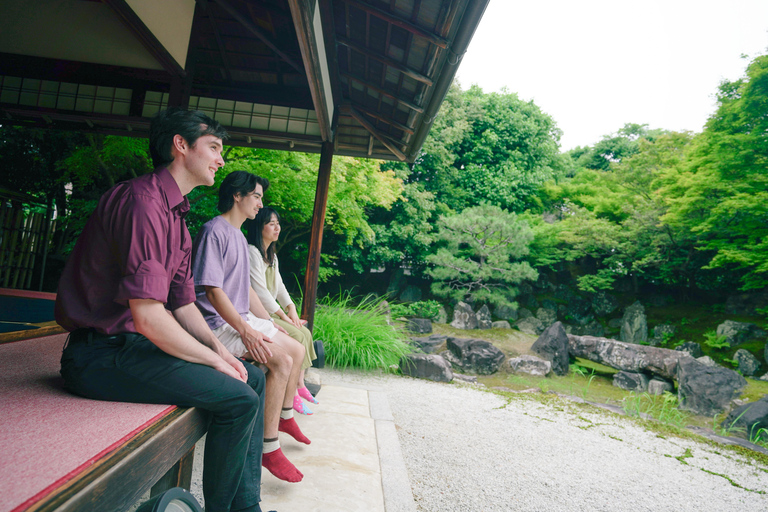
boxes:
[312,292,412,370]
[622,392,690,429]
[389,300,441,320]
[703,330,730,350]
[425,204,538,307]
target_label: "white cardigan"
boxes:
[248,245,293,315]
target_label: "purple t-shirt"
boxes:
[191,216,251,331]
[55,168,196,335]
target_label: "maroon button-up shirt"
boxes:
[55,168,196,335]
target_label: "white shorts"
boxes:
[212,312,279,358]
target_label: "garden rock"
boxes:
[446,337,505,375]
[434,305,448,324]
[399,285,422,303]
[476,305,493,329]
[650,324,677,347]
[675,341,703,358]
[516,316,544,335]
[716,320,763,347]
[519,294,538,310]
[531,321,570,376]
[565,298,593,326]
[492,320,511,329]
[725,290,768,316]
[508,355,551,377]
[399,354,453,382]
[607,318,623,330]
[536,307,557,327]
[493,304,518,322]
[541,299,558,312]
[386,268,405,297]
[721,396,768,438]
[648,377,674,396]
[451,301,478,330]
[591,291,619,316]
[677,358,747,416]
[613,371,649,392]
[760,373,768,382]
[620,301,648,344]
[567,334,691,380]
[734,349,761,377]
[518,308,533,319]
[567,321,605,338]
[452,373,479,384]
[409,334,447,354]
[696,356,717,367]
[554,284,578,303]
[406,318,433,334]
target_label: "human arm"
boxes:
[205,286,273,364]
[130,298,246,382]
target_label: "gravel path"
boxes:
[322,369,768,512]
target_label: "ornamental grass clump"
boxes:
[313,292,412,371]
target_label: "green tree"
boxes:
[426,204,537,307]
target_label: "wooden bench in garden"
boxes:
[0,297,208,512]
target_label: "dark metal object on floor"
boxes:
[135,487,202,512]
[311,339,325,369]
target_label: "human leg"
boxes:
[60,330,264,512]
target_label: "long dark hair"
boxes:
[246,207,280,264]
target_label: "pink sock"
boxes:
[279,417,311,445]
[298,386,319,404]
[262,447,303,482]
[293,394,313,415]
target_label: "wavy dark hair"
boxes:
[149,107,229,168]
[217,171,269,213]
[246,207,280,264]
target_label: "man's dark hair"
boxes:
[149,108,229,168]
[246,207,281,264]
[218,171,269,213]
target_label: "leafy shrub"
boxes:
[313,292,412,370]
[703,330,729,350]
[389,300,441,320]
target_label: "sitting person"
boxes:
[191,171,310,483]
[246,208,318,415]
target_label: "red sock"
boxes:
[262,447,303,482]
[279,417,311,445]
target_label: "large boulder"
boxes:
[620,301,648,344]
[567,334,691,380]
[399,354,453,382]
[677,358,747,416]
[493,304,518,322]
[399,285,422,303]
[434,305,448,324]
[508,355,551,377]
[725,291,768,316]
[734,349,761,377]
[531,321,570,376]
[566,321,605,338]
[516,316,544,335]
[476,305,493,329]
[716,320,765,347]
[409,334,447,354]
[675,341,703,358]
[722,396,768,438]
[446,337,505,375]
[406,318,432,334]
[492,320,511,329]
[591,291,619,317]
[536,307,557,327]
[612,371,649,392]
[451,301,478,330]
[518,308,533,319]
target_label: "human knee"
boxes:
[267,349,293,378]
[229,387,260,419]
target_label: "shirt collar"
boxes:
[156,167,190,217]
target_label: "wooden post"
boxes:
[301,141,334,330]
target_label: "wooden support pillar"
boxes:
[301,141,334,330]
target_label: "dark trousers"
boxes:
[61,330,265,512]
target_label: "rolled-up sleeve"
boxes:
[111,194,173,305]
[168,228,196,310]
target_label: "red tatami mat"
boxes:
[0,334,175,512]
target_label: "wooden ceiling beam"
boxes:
[347,102,414,135]
[344,0,449,49]
[337,36,433,86]
[211,0,305,75]
[342,73,423,113]
[341,105,406,161]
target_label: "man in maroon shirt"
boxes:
[55,108,272,512]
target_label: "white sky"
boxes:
[454,0,768,150]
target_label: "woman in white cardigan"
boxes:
[246,207,318,414]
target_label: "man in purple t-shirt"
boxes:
[55,109,270,512]
[192,171,309,483]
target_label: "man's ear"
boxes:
[171,134,188,157]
